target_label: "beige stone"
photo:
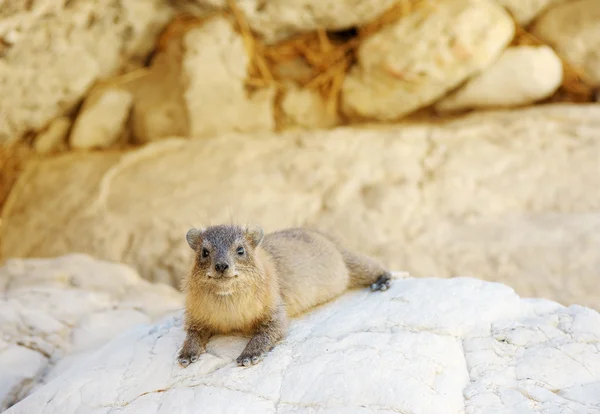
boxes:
[531,0,600,86]
[280,84,338,129]
[7,276,600,414]
[175,0,398,44]
[33,117,71,154]
[435,46,563,112]
[0,254,182,411]
[70,87,133,149]
[0,1,66,45]
[341,0,514,121]
[0,0,173,144]
[130,52,189,144]
[183,18,276,138]
[131,16,275,143]
[3,105,600,310]
[494,0,567,24]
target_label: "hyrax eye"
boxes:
[236,246,245,256]
[201,248,210,258]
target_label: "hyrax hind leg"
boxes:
[341,248,392,292]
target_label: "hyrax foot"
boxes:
[236,351,264,367]
[236,350,266,367]
[370,273,392,292]
[177,343,205,368]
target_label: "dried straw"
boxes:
[227,0,431,115]
[0,143,31,219]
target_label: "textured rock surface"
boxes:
[495,0,567,24]
[0,0,173,143]
[174,0,398,44]
[131,16,275,143]
[531,0,600,86]
[0,254,183,411]
[341,0,514,121]
[5,276,600,413]
[2,105,600,308]
[33,117,71,154]
[435,46,563,112]
[280,84,338,129]
[70,87,133,149]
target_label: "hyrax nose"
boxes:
[215,262,229,273]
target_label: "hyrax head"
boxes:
[186,224,264,282]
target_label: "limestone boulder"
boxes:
[0,1,66,45]
[435,45,563,112]
[2,105,600,309]
[0,254,183,411]
[131,16,275,143]
[33,117,71,154]
[0,0,174,144]
[341,0,514,121]
[531,0,600,86]
[174,0,398,44]
[70,86,133,149]
[5,276,600,413]
[280,84,339,129]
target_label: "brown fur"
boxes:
[178,225,391,368]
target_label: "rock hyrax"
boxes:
[178,224,392,368]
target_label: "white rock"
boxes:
[0,0,173,144]
[70,87,133,149]
[131,16,275,143]
[183,17,275,139]
[280,84,338,129]
[341,0,515,121]
[0,254,183,410]
[5,277,600,413]
[176,0,398,44]
[0,1,67,43]
[435,46,563,112]
[494,0,568,24]
[531,0,600,86]
[33,116,71,154]
[0,344,47,412]
[3,105,600,309]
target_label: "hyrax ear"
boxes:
[245,225,264,248]
[186,228,204,250]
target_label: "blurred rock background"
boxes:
[1,0,599,308]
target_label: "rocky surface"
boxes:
[5,276,600,413]
[0,0,173,143]
[174,0,398,44]
[130,16,275,143]
[435,45,563,112]
[0,254,183,411]
[70,86,133,149]
[341,0,514,121]
[2,104,600,309]
[531,0,600,87]
[33,117,71,154]
[280,84,339,129]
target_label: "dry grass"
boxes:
[228,0,433,118]
[155,14,210,54]
[0,142,32,220]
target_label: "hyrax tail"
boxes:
[341,248,392,292]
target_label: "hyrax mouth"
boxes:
[208,272,238,281]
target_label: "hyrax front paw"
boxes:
[370,273,392,292]
[177,343,205,368]
[236,351,265,367]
